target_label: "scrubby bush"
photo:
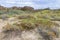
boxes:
[12,22,35,31]
[21,6,34,11]
[2,23,12,32]
[17,14,35,19]
[0,5,6,10]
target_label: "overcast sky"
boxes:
[0,0,60,9]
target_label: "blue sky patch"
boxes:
[0,0,60,9]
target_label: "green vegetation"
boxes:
[0,6,60,40]
[0,6,60,31]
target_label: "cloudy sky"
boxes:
[0,0,60,9]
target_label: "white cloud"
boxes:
[0,0,60,9]
[6,1,16,3]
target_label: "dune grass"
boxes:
[1,9,60,31]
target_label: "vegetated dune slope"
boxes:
[0,8,60,40]
[0,17,60,40]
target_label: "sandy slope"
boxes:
[52,21,60,40]
[0,20,7,32]
[0,18,60,40]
